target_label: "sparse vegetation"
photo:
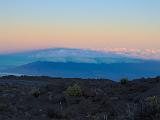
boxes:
[65,84,82,97]
[146,96,159,106]
[0,103,10,112]
[120,78,129,85]
[30,87,41,98]
[0,76,160,120]
[135,96,160,120]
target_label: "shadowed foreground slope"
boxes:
[0,76,160,120]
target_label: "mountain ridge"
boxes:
[3,61,160,80]
[0,48,146,70]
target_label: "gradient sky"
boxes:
[0,0,160,53]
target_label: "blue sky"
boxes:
[1,0,160,23]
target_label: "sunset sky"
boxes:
[0,0,160,53]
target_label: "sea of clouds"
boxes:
[100,48,160,60]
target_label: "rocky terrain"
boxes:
[0,75,160,120]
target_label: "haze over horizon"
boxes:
[0,0,160,58]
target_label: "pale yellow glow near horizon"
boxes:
[0,21,160,53]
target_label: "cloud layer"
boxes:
[101,48,160,60]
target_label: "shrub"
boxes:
[156,76,160,82]
[92,115,101,120]
[146,96,159,106]
[30,87,41,98]
[120,78,129,85]
[135,96,160,120]
[65,84,82,97]
[0,103,10,112]
[47,108,66,119]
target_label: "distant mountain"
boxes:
[1,48,160,80]
[3,61,160,80]
[0,48,144,70]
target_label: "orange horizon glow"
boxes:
[1,23,159,53]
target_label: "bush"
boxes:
[47,108,66,119]
[120,78,129,85]
[65,84,82,97]
[156,76,160,82]
[135,96,160,120]
[0,103,10,112]
[30,87,41,98]
[146,96,159,106]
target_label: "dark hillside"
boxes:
[0,76,160,120]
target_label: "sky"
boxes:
[0,0,160,53]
